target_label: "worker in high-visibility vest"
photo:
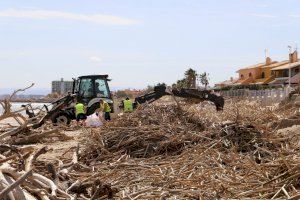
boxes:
[123,97,133,113]
[75,101,86,126]
[99,99,111,121]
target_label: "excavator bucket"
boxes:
[171,88,224,111]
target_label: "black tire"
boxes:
[87,102,114,115]
[51,112,71,125]
[87,103,100,116]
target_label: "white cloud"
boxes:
[289,14,300,18]
[17,51,31,56]
[256,4,269,8]
[250,13,277,18]
[0,9,139,25]
[89,56,102,63]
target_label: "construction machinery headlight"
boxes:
[106,99,113,104]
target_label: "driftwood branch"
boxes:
[25,146,48,171]
[0,170,33,199]
[9,83,35,101]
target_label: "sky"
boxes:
[1,0,300,94]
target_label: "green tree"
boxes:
[199,72,209,89]
[156,82,166,87]
[172,78,186,89]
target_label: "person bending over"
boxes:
[99,99,111,121]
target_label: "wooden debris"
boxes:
[0,93,300,199]
[78,100,300,199]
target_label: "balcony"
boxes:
[254,76,275,84]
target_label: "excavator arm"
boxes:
[134,85,224,111]
[134,85,168,105]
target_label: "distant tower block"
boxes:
[51,78,73,94]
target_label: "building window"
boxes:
[249,73,252,77]
[283,69,288,77]
[240,74,244,79]
[261,72,265,78]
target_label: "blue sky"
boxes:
[1,0,300,93]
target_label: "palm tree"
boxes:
[199,72,209,89]
[184,68,197,88]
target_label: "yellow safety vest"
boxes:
[75,103,85,116]
[100,101,111,113]
[123,99,133,112]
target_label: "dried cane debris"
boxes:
[1,88,300,199]
[81,104,205,162]
[79,100,300,199]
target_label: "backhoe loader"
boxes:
[26,75,224,127]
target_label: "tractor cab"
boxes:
[49,75,114,126]
[73,75,114,115]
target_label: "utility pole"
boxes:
[288,46,292,87]
[265,49,268,59]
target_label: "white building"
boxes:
[51,78,73,94]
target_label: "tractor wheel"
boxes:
[87,103,100,116]
[51,112,71,125]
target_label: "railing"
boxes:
[220,87,294,104]
[274,77,289,80]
